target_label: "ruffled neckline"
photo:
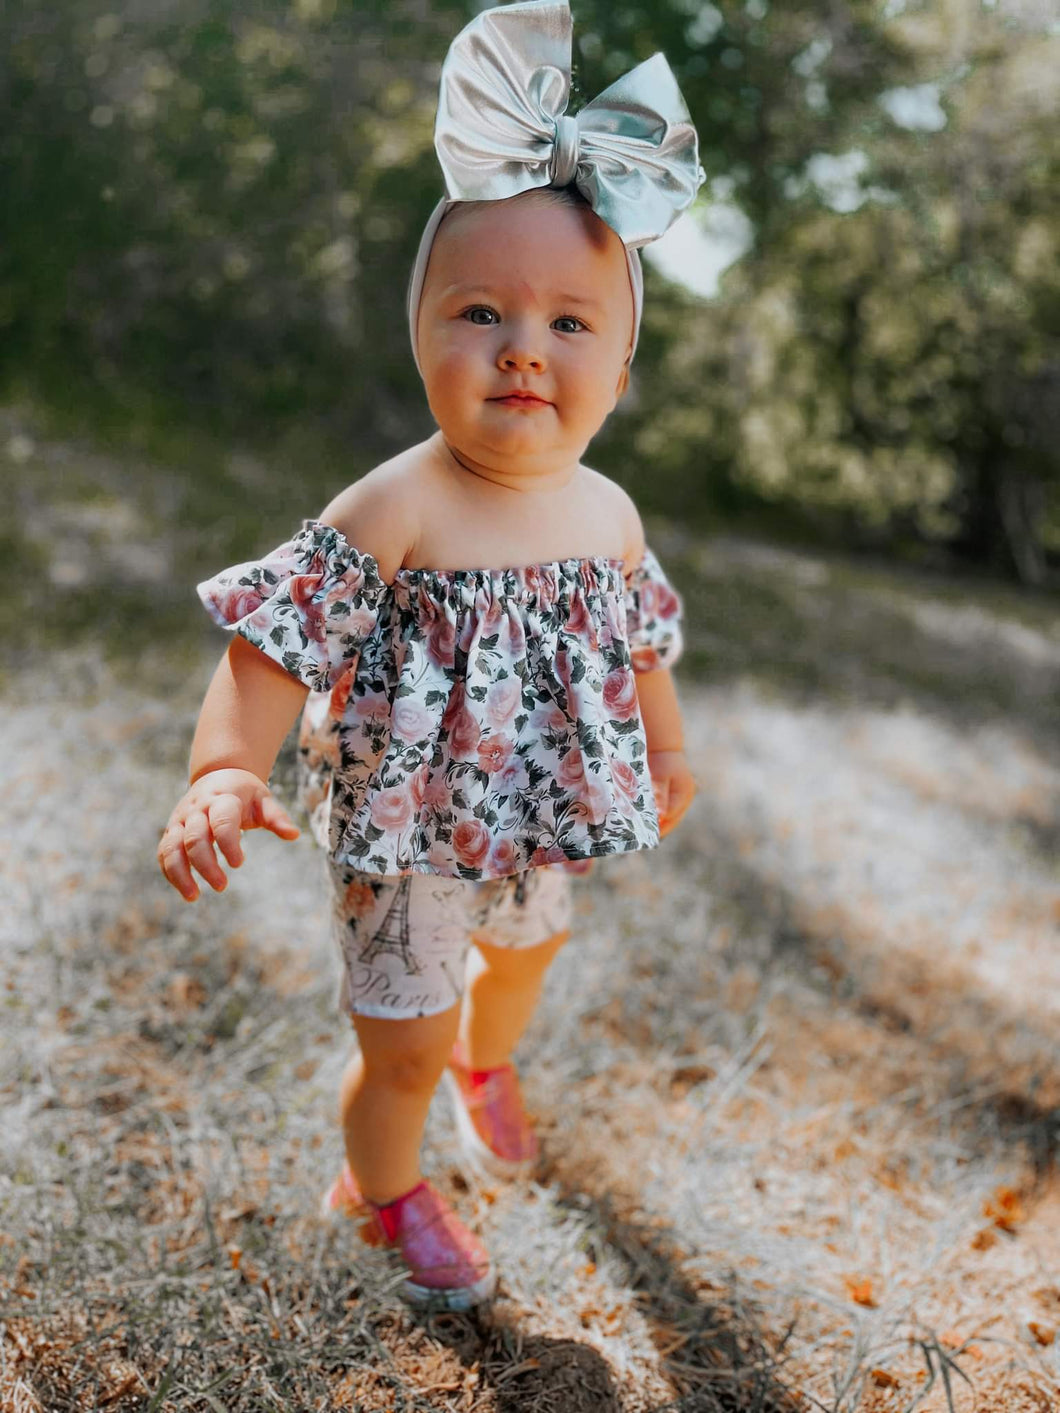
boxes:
[307,519,625,582]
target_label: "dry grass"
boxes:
[4,431,1060,1409]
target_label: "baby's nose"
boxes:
[497,331,546,372]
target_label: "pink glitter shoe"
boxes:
[444,1046,539,1181]
[321,1164,495,1309]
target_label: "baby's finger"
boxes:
[158,827,199,902]
[662,777,696,834]
[652,777,671,817]
[258,792,300,840]
[182,808,229,892]
[208,796,245,868]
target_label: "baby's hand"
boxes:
[648,749,697,838]
[157,768,300,902]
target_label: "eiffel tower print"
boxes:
[358,875,423,975]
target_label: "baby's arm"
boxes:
[620,492,697,839]
[635,670,696,837]
[160,468,417,902]
[159,636,308,901]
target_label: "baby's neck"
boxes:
[434,434,579,497]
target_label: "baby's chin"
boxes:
[444,420,588,475]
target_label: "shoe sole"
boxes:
[442,1069,537,1183]
[401,1266,497,1310]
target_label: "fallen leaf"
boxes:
[983,1185,1025,1231]
[870,1369,901,1389]
[971,1227,998,1251]
[1028,1322,1055,1347]
[844,1276,877,1307]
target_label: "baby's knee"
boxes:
[361,1035,450,1095]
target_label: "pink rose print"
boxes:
[485,677,521,729]
[506,616,526,656]
[441,683,463,729]
[631,644,662,673]
[451,709,481,759]
[213,582,266,622]
[288,572,326,642]
[426,613,456,669]
[409,764,430,809]
[611,758,640,815]
[557,750,586,789]
[345,607,378,638]
[392,698,433,743]
[566,594,591,636]
[330,669,355,718]
[370,787,413,832]
[481,597,512,648]
[323,564,364,609]
[602,668,639,722]
[656,583,680,618]
[477,734,514,774]
[498,755,527,793]
[442,684,479,756]
[354,689,390,721]
[453,818,491,869]
[530,844,568,867]
[423,772,451,809]
[531,705,568,733]
[566,595,598,649]
[556,647,574,695]
[577,777,613,826]
[490,837,518,873]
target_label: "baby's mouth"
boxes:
[490,390,551,408]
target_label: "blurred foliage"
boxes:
[1,0,1058,581]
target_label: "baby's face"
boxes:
[416,192,634,479]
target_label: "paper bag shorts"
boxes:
[327,862,573,1020]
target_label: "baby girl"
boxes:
[158,0,701,1310]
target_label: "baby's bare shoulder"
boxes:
[317,444,433,583]
[578,465,645,570]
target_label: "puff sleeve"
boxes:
[624,545,684,673]
[196,519,388,693]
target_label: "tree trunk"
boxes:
[996,470,1050,588]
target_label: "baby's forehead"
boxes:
[431,197,630,300]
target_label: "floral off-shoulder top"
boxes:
[197,520,683,881]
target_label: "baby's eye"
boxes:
[552,315,586,334]
[464,306,499,325]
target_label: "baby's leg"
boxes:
[341,1004,460,1204]
[460,930,569,1069]
[327,866,477,1203]
[459,866,573,1068]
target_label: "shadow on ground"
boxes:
[414,1186,801,1413]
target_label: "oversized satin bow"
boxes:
[434,0,705,249]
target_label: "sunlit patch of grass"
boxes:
[661,529,1060,739]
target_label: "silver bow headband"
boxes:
[409,0,704,372]
[436,0,705,248]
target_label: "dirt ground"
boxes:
[3,433,1060,1410]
